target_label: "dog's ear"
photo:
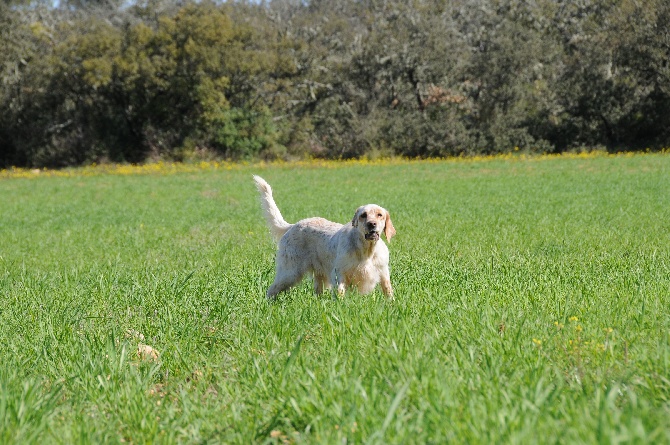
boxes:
[384,211,396,241]
[351,208,360,227]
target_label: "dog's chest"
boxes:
[347,257,379,284]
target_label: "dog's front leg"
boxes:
[331,269,347,299]
[380,267,394,300]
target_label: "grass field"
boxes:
[1,154,669,444]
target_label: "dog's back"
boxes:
[278,217,343,266]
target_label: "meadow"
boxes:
[0,154,669,444]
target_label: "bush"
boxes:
[2,0,670,167]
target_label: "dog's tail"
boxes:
[253,175,292,242]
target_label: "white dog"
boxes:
[253,175,396,300]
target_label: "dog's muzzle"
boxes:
[365,231,380,241]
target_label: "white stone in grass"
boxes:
[137,344,160,361]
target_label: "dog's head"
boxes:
[351,204,396,242]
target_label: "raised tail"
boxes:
[253,175,292,242]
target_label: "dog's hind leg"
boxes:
[313,273,331,295]
[267,252,306,300]
[267,269,303,300]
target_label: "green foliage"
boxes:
[2,0,670,167]
[0,1,290,166]
[0,156,669,442]
[210,107,280,159]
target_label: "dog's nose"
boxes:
[367,221,377,229]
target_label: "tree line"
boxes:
[1,0,669,168]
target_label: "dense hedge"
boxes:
[1,0,669,167]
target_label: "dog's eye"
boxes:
[360,212,367,219]
[377,213,382,218]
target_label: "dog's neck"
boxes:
[363,238,377,256]
[355,232,377,257]
[346,224,379,258]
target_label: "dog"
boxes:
[253,175,396,300]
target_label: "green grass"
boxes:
[1,154,669,444]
